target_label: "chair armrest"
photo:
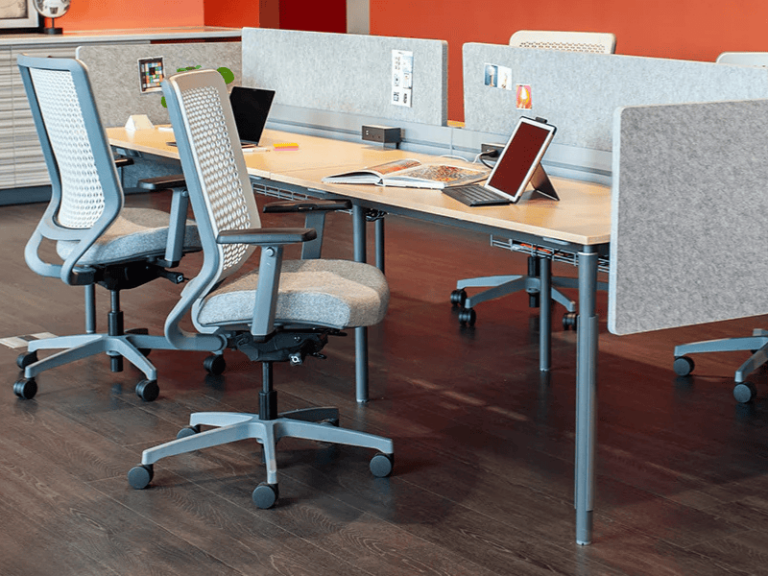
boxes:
[217,227,317,246]
[138,174,187,191]
[114,155,134,169]
[263,199,351,213]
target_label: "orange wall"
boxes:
[370,0,768,121]
[55,0,204,31]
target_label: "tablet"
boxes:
[485,116,557,203]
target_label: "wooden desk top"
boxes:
[108,126,611,246]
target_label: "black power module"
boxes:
[362,125,402,145]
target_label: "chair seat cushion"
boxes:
[56,207,201,265]
[197,259,389,330]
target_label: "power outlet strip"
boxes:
[481,142,505,156]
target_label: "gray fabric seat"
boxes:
[128,68,394,508]
[197,258,388,329]
[56,207,201,265]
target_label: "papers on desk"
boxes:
[322,158,488,190]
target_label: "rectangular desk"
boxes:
[109,125,611,545]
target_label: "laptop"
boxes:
[443,116,558,207]
[167,86,276,149]
[228,86,276,147]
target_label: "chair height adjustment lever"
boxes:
[157,269,184,284]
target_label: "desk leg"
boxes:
[539,256,551,372]
[575,247,598,545]
[85,284,96,334]
[375,217,385,273]
[353,204,369,403]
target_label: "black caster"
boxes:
[252,482,278,509]
[16,350,38,370]
[204,354,226,376]
[369,452,394,478]
[450,289,467,307]
[563,312,578,331]
[673,356,695,377]
[13,377,37,400]
[734,381,757,404]
[177,425,201,439]
[135,379,159,402]
[458,308,476,327]
[127,464,154,489]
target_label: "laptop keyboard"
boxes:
[442,184,511,207]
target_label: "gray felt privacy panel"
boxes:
[241,28,448,126]
[77,43,242,127]
[609,100,768,335]
[463,43,768,149]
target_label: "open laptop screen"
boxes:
[229,86,276,145]
[485,117,556,202]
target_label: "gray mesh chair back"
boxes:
[18,56,124,284]
[14,55,203,402]
[128,69,393,508]
[509,30,616,54]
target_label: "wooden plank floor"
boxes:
[2,192,768,575]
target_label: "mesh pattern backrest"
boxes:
[510,31,615,55]
[29,67,105,229]
[181,84,252,274]
[516,40,609,54]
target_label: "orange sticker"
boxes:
[516,84,532,109]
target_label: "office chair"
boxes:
[673,50,768,403]
[509,30,617,53]
[716,52,768,66]
[450,30,616,327]
[126,69,394,508]
[14,54,204,402]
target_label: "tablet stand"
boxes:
[529,163,559,201]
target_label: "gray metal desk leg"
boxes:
[375,217,385,273]
[85,284,96,334]
[539,256,551,371]
[352,204,369,403]
[575,247,598,545]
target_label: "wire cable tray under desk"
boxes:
[490,235,610,273]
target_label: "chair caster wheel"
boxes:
[16,350,38,370]
[203,354,226,375]
[734,381,757,404]
[252,482,278,509]
[450,289,467,307]
[673,356,695,377]
[458,308,476,327]
[135,379,159,402]
[13,377,37,400]
[563,312,578,331]
[177,425,201,439]
[127,464,154,489]
[369,452,394,478]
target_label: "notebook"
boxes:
[443,116,558,207]
[167,86,276,149]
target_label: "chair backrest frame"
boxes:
[509,30,616,54]
[716,52,768,67]
[17,55,125,284]
[161,68,262,340]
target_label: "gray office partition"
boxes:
[462,44,768,180]
[609,99,768,335]
[77,42,242,128]
[241,27,448,131]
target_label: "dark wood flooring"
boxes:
[2,192,768,575]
